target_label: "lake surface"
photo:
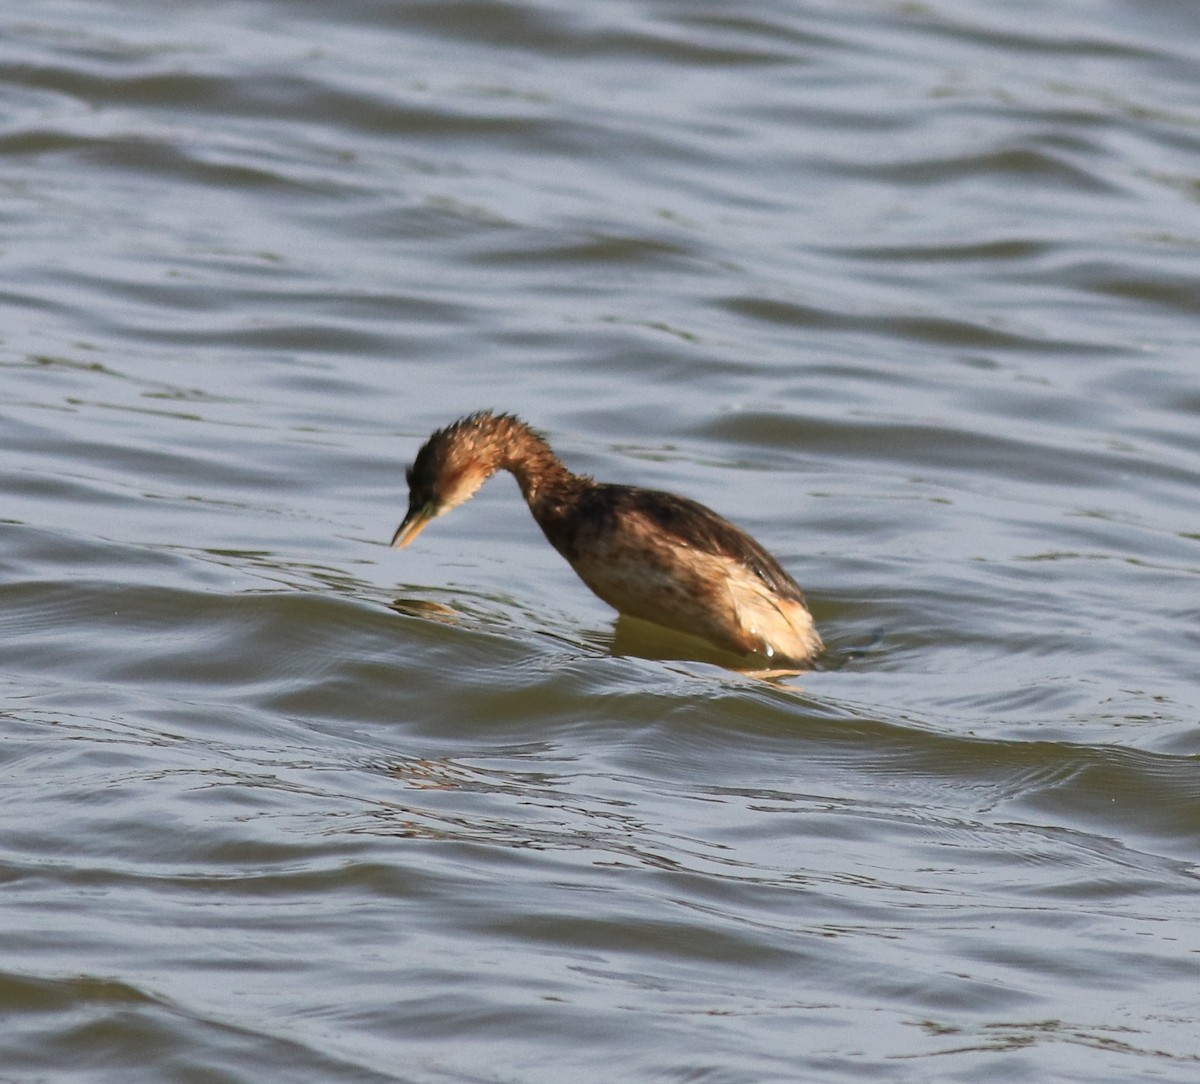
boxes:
[3,1,1200,1080]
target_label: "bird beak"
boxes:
[390,505,435,550]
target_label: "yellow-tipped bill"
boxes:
[391,505,435,550]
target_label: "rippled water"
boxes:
[4,1,1200,1080]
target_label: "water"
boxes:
[3,0,1200,1080]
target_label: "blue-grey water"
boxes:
[3,1,1200,1081]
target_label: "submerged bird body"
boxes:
[392,412,822,664]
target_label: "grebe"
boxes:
[390,411,823,665]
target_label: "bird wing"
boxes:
[610,487,810,605]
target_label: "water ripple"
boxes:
[6,0,1200,1079]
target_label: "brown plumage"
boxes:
[391,411,822,665]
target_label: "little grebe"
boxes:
[391,411,822,665]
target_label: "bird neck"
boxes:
[471,414,579,508]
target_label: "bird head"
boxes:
[390,415,499,549]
